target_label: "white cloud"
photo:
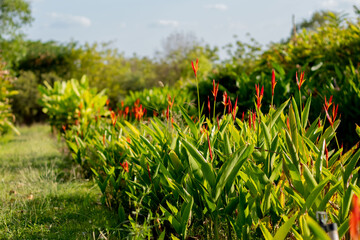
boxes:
[154,20,179,28]
[321,0,339,8]
[205,4,228,11]
[48,12,91,28]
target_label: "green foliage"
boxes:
[40,68,360,239]
[0,0,32,39]
[0,60,18,135]
[38,76,108,131]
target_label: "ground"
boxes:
[0,124,122,239]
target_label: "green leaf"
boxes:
[344,148,360,186]
[213,144,254,201]
[259,222,274,240]
[273,213,298,240]
[302,176,331,214]
[301,95,311,129]
[305,216,331,240]
[179,106,198,140]
[356,124,360,138]
[315,139,326,183]
[269,98,290,128]
[181,138,216,187]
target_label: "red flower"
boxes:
[207,96,211,114]
[271,69,277,97]
[191,59,199,77]
[286,117,290,131]
[103,134,106,145]
[120,161,129,172]
[324,96,333,111]
[350,195,360,239]
[212,79,219,99]
[232,97,238,121]
[324,103,338,127]
[222,91,228,106]
[207,132,213,161]
[110,111,117,126]
[255,84,264,110]
[252,112,256,130]
[106,99,110,106]
[228,96,232,114]
[168,95,175,108]
[135,104,145,121]
[62,125,66,131]
[296,72,305,90]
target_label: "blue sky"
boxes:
[26,0,359,58]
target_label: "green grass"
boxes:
[0,124,123,239]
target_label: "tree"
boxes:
[0,0,33,39]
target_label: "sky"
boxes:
[25,0,359,58]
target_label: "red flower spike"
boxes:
[242,112,245,122]
[332,104,338,121]
[62,125,66,132]
[121,101,124,108]
[166,105,170,121]
[271,69,277,96]
[222,91,228,106]
[120,161,129,172]
[296,72,305,90]
[135,104,145,121]
[325,144,329,168]
[350,194,360,239]
[106,99,110,106]
[207,96,211,114]
[232,97,238,120]
[103,134,106,145]
[324,96,333,111]
[207,132,213,162]
[228,97,232,114]
[191,59,199,77]
[249,112,252,129]
[255,84,264,110]
[110,111,117,126]
[252,112,256,130]
[212,80,219,99]
[287,117,290,131]
[318,119,321,128]
[168,95,175,108]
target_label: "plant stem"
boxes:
[196,76,201,128]
[227,218,232,240]
[214,216,220,240]
[213,100,216,122]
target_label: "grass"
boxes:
[0,124,123,239]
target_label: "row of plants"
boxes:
[39,62,360,239]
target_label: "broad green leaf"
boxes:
[269,98,290,128]
[315,139,326,183]
[179,106,198,140]
[302,176,331,214]
[181,138,216,187]
[305,216,331,240]
[273,213,298,240]
[301,95,311,129]
[344,148,360,185]
[213,144,254,201]
[259,222,274,240]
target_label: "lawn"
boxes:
[0,124,122,239]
